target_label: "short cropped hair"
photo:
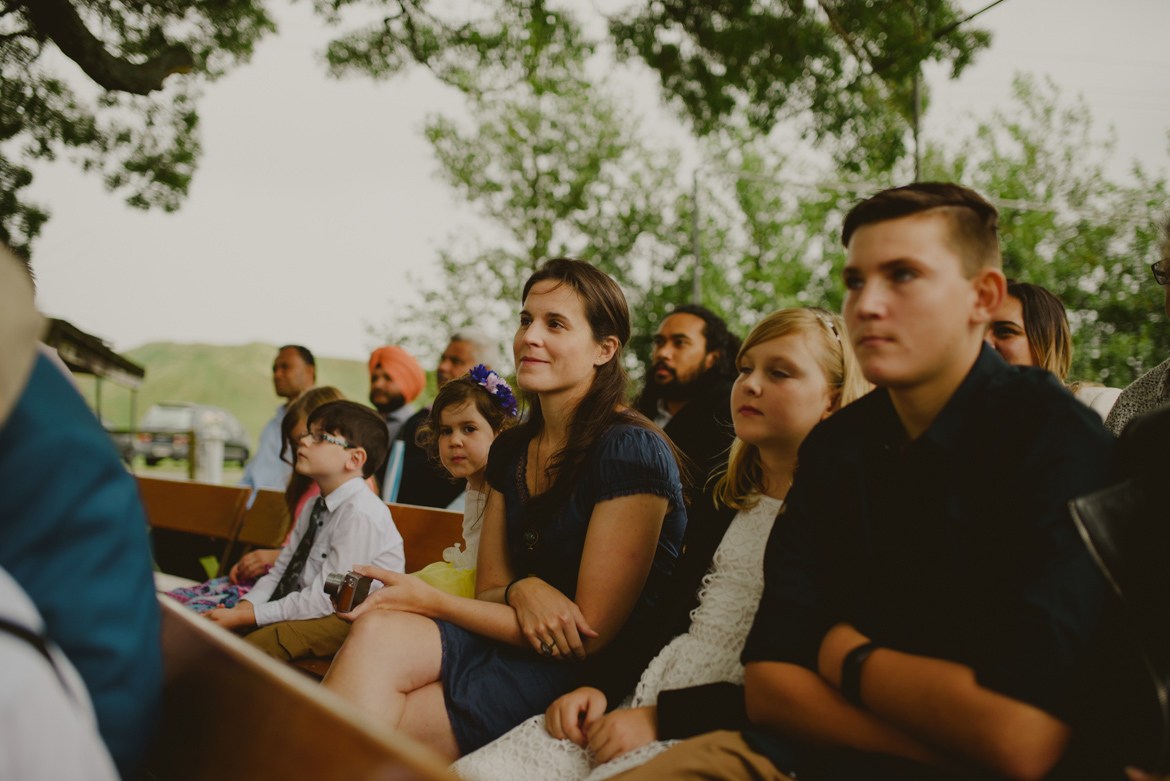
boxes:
[279,344,315,368]
[1007,280,1073,381]
[448,329,505,374]
[842,183,1002,276]
[305,400,389,479]
[665,304,742,381]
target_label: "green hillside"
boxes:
[75,342,434,447]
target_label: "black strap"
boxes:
[841,641,880,708]
[0,616,69,693]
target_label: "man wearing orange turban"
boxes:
[367,345,426,444]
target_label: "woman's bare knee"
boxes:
[332,611,442,689]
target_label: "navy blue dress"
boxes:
[435,423,687,754]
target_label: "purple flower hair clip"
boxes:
[469,364,519,417]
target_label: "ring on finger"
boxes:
[540,641,554,655]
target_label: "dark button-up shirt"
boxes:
[742,345,1121,780]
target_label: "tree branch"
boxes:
[21,0,192,95]
[817,0,871,73]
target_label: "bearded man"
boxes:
[636,304,741,486]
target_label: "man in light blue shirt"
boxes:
[240,345,316,491]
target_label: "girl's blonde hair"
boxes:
[713,307,869,511]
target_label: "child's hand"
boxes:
[339,565,441,621]
[585,706,659,764]
[229,549,280,585]
[204,602,256,630]
[545,687,607,747]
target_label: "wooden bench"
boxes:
[137,476,250,577]
[138,476,464,676]
[290,502,465,679]
[147,596,453,780]
[392,502,465,573]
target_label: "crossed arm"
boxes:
[743,623,1071,781]
[343,487,669,658]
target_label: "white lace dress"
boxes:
[451,494,783,781]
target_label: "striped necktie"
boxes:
[271,497,326,601]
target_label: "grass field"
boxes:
[75,341,437,450]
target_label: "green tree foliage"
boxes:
[0,0,276,257]
[687,75,1168,387]
[381,7,683,372]
[609,0,989,171]
[325,0,989,173]
[923,75,1169,385]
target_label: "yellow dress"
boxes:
[411,488,486,598]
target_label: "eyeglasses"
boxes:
[300,430,355,449]
[1152,260,1169,286]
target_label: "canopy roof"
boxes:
[43,318,145,390]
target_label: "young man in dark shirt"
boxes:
[609,184,1134,781]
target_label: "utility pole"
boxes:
[691,170,702,305]
[913,0,1009,182]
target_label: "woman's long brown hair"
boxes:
[279,386,345,518]
[495,258,686,521]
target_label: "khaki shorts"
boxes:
[243,614,352,661]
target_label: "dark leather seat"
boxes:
[1070,403,1170,773]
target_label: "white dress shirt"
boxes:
[0,567,118,781]
[245,476,405,625]
[239,403,293,491]
[653,398,674,428]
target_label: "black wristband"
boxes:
[840,641,879,709]
[503,577,525,607]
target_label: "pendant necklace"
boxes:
[522,430,544,550]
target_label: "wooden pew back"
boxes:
[148,596,452,780]
[237,488,293,549]
[391,502,464,572]
[137,476,251,576]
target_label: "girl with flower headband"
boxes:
[410,366,519,597]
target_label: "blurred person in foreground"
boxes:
[0,243,161,778]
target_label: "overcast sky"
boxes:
[26,0,1170,365]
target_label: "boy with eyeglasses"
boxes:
[205,401,405,645]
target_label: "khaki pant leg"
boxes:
[243,615,353,661]
[608,731,792,781]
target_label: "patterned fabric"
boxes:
[271,497,325,601]
[451,494,782,781]
[165,577,253,613]
[1105,356,1170,435]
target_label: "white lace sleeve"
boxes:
[452,715,592,781]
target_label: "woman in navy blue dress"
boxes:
[323,259,688,759]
